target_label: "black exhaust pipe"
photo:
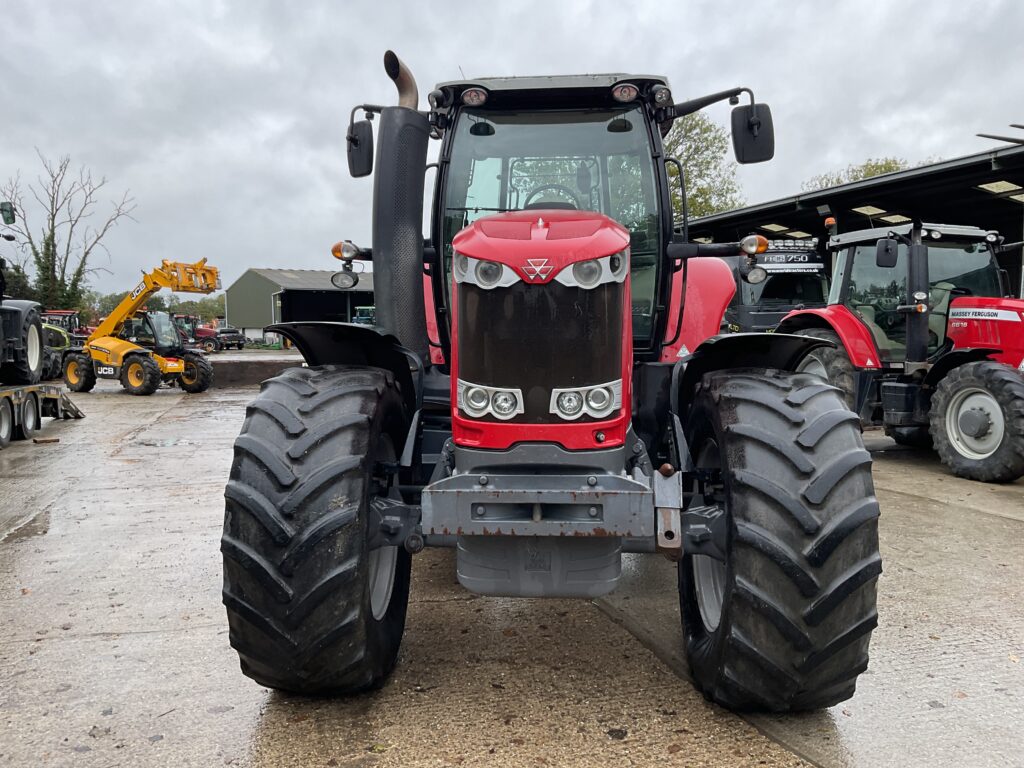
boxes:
[371,51,430,363]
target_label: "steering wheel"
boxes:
[523,184,582,209]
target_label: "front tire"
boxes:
[222,365,412,694]
[929,361,1024,483]
[121,355,161,395]
[179,352,214,393]
[680,368,880,711]
[64,353,97,393]
[793,329,857,411]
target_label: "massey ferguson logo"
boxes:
[523,258,553,281]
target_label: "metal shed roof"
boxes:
[248,268,373,292]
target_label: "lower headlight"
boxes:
[465,386,490,413]
[556,391,584,417]
[491,390,519,418]
[586,386,612,414]
[572,259,601,288]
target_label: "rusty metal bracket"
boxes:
[367,496,423,552]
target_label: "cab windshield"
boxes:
[741,272,828,307]
[442,106,661,337]
[147,312,181,347]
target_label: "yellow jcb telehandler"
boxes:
[64,260,221,396]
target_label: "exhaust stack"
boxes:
[383,50,419,110]
[370,51,430,363]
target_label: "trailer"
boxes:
[0,382,84,449]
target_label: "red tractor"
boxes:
[780,222,1024,482]
[222,52,881,712]
[173,313,220,353]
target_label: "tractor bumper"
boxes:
[421,443,661,598]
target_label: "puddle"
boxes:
[1,510,51,543]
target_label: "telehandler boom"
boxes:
[64,259,221,396]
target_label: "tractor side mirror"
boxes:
[0,201,15,225]
[347,120,374,178]
[731,103,774,164]
[875,238,899,268]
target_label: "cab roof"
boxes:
[433,74,670,111]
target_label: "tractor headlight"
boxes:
[550,380,622,420]
[464,385,490,414]
[454,253,470,279]
[745,266,768,284]
[475,259,503,287]
[585,386,613,416]
[572,259,602,288]
[556,391,584,418]
[491,390,519,418]
[457,380,524,420]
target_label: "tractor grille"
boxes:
[456,280,623,423]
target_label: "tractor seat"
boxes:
[854,304,906,359]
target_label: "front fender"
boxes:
[266,321,419,414]
[778,306,882,369]
[922,347,1000,389]
[670,332,831,416]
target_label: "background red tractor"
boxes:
[221,52,882,712]
[780,222,1024,482]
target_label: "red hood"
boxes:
[451,209,630,285]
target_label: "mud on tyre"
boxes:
[222,365,412,694]
[680,368,881,711]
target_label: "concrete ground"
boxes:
[1,381,1021,767]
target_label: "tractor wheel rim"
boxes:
[67,361,79,384]
[945,386,1004,460]
[369,434,399,621]
[24,397,37,431]
[797,353,828,380]
[182,363,197,384]
[129,364,144,387]
[0,402,10,440]
[692,438,727,634]
[27,324,41,372]
[368,545,398,620]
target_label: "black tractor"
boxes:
[0,202,44,386]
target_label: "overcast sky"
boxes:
[2,0,1022,293]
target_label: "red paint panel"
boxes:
[422,273,445,365]
[779,306,882,369]
[660,258,735,362]
[947,296,1024,368]
[452,209,630,285]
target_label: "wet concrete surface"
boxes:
[1,386,1021,767]
[599,431,1024,768]
[0,383,807,767]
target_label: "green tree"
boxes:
[0,261,36,301]
[801,157,910,192]
[663,111,744,220]
[1,153,135,309]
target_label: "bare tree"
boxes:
[1,152,135,308]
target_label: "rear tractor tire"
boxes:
[222,365,412,694]
[680,368,881,711]
[63,353,97,393]
[179,352,214,393]
[929,361,1024,483]
[793,329,857,412]
[202,339,219,354]
[121,355,162,396]
[0,308,43,385]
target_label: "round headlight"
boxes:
[454,253,469,279]
[609,252,626,278]
[465,386,489,413]
[491,390,518,418]
[586,387,612,413]
[930,229,942,239]
[475,260,502,287]
[572,259,601,288]
[746,266,768,284]
[556,391,584,417]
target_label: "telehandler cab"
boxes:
[780,222,1024,482]
[222,52,881,712]
[64,259,220,396]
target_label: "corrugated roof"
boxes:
[248,268,374,292]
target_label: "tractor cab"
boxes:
[120,311,188,357]
[720,238,828,332]
[826,222,1007,366]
